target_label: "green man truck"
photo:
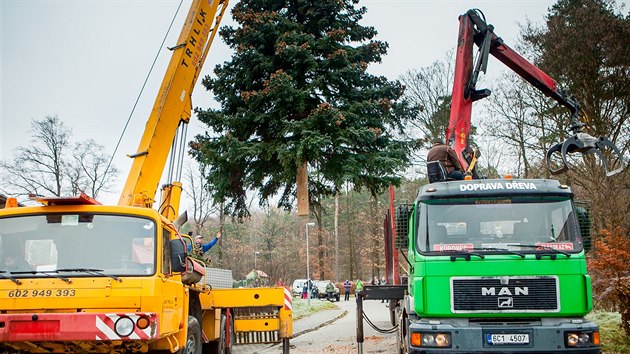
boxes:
[394,178,600,353]
[367,8,624,354]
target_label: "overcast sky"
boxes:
[1,0,568,206]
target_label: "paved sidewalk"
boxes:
[292,303,347,337]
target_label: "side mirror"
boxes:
[575,204,591,252]
[173,211,188,230]
[170,239,186,273]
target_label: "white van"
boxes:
[291,279,308,297]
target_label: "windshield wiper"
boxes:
[0,270,22,285]
[471,247,526,258]
[506,244,571,259]
[56,268,121,282]
[435,250,485,261]
[11,270,72,283]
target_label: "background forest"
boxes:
[1,0,629,330]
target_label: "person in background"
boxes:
[189,230,222,260]
[427,137,465,180]
[343,279,352,301]
[355,279,364,298]
[371,276,379,285]
[325,281,335,300]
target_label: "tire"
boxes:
[398,311,408,354]
[282,338,290,354]
[216,311,234,354]
[181,316,202,354]
[389,300,399,326]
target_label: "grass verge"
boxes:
[587,311,630,354]
[291,297,338,321]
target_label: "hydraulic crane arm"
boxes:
[448,9,625,177]
[119,0,228,220]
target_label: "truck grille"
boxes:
[451,276,559,313]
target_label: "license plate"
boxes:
[487,333,530,345]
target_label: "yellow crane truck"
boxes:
[0,0,292,353]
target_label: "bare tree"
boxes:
[1,116,69,197]
[483,76,552,177]
[72,139,119,197]
[400,50,454,148]
[184,163,219,235]
[0,115,118,200]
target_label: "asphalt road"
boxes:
[234,298,398,353]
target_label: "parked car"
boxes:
[314,280,340,301]
[291,279,307,297]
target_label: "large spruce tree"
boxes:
[192,0,417,218]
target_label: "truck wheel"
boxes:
[389,300,399,326]
[181,316,202,354]
[398,312,408,354]
[216,311,234,354]
[282,338,290,354]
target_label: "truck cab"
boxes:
[400,178,600,353]
[0,201,193,352]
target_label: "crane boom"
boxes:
[119,0,228,220]
[448,9,624,177]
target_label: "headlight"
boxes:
[410,332,452,348]
[435,333,450,346]
[567,333,579,346]
[565,331,598,347]
[114,316,135,337]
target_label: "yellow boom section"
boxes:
[119,0,228,218]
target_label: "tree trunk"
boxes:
[334,193,339,282]
[317,203,325,280]
[346,184,355,280]
[218,200,225,267]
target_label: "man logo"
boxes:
[498,297,513,308]
[481,287,529,296]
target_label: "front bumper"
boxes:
[407,317,600,354]
[0,312,159,342]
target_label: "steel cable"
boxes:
[100,0,185,190]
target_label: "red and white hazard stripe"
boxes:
[95,313,158,340]
[0,312,158,342]
[283,287,292,311]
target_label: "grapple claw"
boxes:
[546,142,569,175]
[546,133,626,176]
[595,137,626,177]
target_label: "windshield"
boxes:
[416,197,582,254]
[0,213,156,276]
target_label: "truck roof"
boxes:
[417,178,572,202]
